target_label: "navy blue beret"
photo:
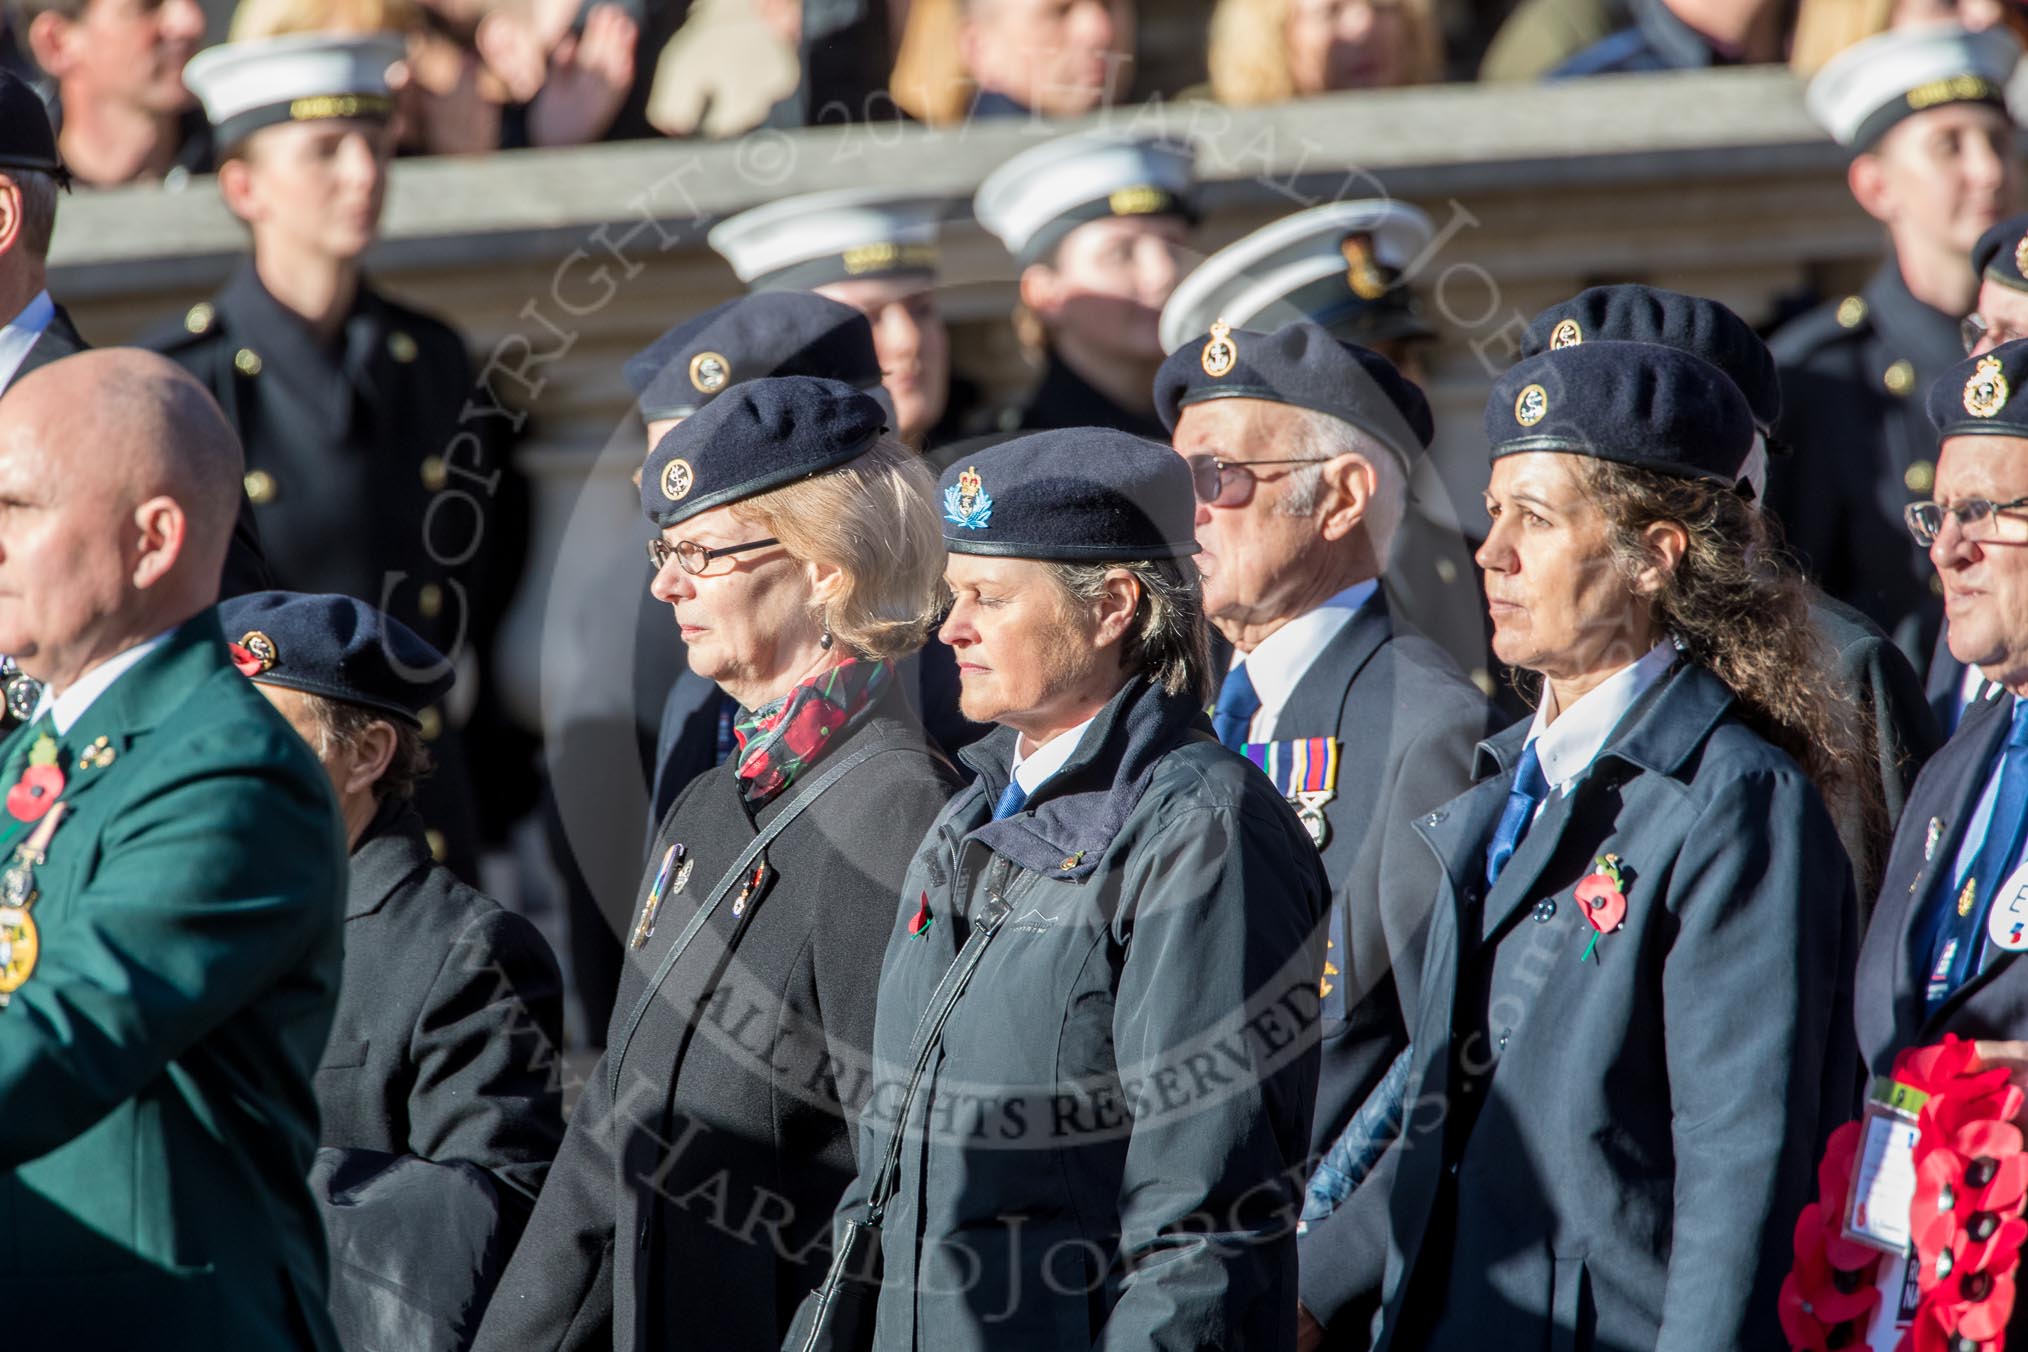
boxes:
[624,292,881,422]
[0,72,63,185]
[1972,213,2028,296]
[1521,285,1781,431]
[218,591,452,726]
[1154,320,1433,466]
[1487,341,1754,485]
[939,429,1199,561]
[642,375,887,528]
[1928,338,2028,439]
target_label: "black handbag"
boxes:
[784,891,1013,1352]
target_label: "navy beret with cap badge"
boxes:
[641,375,888,529]
[624,292,883,423]
[1154,319,1433,469]
[1487,341,1755,486]
[939,428,1199,561]
[217,590,453,727]
[1927,337,2028,439]
[1972,212,2028,297]
[1521,284,1782,432]
[0,70,67,187]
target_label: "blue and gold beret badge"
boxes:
[1550,318,1582,349]
[1515,383,1549,427]
[661,457,695,502]
[689,351,730,394]
[1965,355,2009,419]
[1201,320,1238,379]
[943,465,993,530]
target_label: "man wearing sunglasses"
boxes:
[1155,318,1492,1344]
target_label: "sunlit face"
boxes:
[1865,103,2019,261]
[0,413,137,685]
[939,554,1113,737]
[814,277,952,444]
[1932,434,2028,686]
[1030,215,1192,364]
[648,501,819,698]
[227,118,393,263]
[1475,452,1654,684]
[57,0,203,113]
[1970,276,2028,354]
[963,0,1135,115]
[1173,399,1333,627]
[1285,0,1414,93]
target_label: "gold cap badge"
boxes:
[1201,320,1237,378]
[2014,232,2028,278]
[661,457,695,501]
[689,351,730,394]
[239,630,278,672]
[1514,383,1548,427]
[1550,318,1583,349]
[1340,234,1388,302]
[1965,354,2009,418]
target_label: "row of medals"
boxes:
[0,658,44,1005]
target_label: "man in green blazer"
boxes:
[0,350,347,1349]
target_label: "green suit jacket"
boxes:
[0,609,347,1350]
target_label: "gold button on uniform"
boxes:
[1837,295,1868,329]
[243,469,277,504]
[420,456,447,491]
[418,583,443,618]
[1905,459,1936,494]
[1883,360,1914,396]
[233,348,263,377]
[184,301,214,334]
[419,706,443,741]
[388,331,418,363]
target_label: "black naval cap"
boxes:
[642,375,887,529]
[1972,212,2028,296]
[1928,338,2028,439]
[219,590,453,727]
[1153,319,1433,468]
[1486,341,1755,485]
[0,71,66,186]
[1521,285,1782,432]
[624,293,882,423]
[939,428,1199,561]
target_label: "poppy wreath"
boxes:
[1781,1120,1887,1350]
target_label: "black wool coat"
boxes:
[474,687,960,1352]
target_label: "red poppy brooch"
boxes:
[1574,853,1627,963]
[5,735,62,823]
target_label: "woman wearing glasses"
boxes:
[1361,341,1860,1351]
[475,377,960,1352]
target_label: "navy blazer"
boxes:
[1308,661,1855,1351]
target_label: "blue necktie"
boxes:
[992,779,1029,821]
[1484,741,1548,887]
[1212,663,1262,752]
[1928,700,2028,1006]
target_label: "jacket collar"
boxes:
[344,799,435,919]
[1021,351,1171,441]
[1267,587,1393,736]
[959,674,1207,880]
[1862,260,1965,379]
[1475,655,1726,784]
[217,261,391,415]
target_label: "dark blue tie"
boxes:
[1212,663,1262,752]
[992,779,1029,821]
[1485,741,1548,888]
[1927,700,2028,1007]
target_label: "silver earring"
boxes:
[820,627,833,651]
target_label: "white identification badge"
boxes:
[1863,1251,1923,1349]
[1987,862,2028,952]
[1843,1078,1927,1256]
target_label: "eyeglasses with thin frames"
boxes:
[1904,495,2028,547]
[1185,455,1327,508]
[646,535,781,576]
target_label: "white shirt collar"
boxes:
[32,627,178,735]
[1009,713,1098,796]
[1524,641,1677,793]
[1230,580,1378,740]
[0,291,55,392]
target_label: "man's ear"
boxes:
[342,719,399,796]
[129,494,187,590]
[1017,261,1063,323]
[25,11,78,80]
[1848,151,1894,227]
[1316,454,1378,543]
[0,176,26,262]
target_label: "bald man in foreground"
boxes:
[0,351,347,1350]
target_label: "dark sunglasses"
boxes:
[1186,454,1326,508]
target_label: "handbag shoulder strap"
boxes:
[607,737,923,1099]
[862,890,1012,1223]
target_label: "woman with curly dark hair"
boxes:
[1344,341,1859,1352]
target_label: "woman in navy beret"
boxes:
[1321,342,1861,1351]
[477,377,962,1352]
[790,427,1331,1350]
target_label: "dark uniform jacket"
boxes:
[14,300,85,381]
[833,676,1329,1351]
[141,261,520,874]
[473,685,960,1352]
[1343,660,1855,1351]
[1770,262,1964,664]
[1013,349,1171,440]
[0,611,348,1351]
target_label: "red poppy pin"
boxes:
[1573,853,1627,963]
[5,735,62,823]
[227,641,264,677]
[907,891,934,939]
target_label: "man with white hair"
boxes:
[1154,319,1491,1291]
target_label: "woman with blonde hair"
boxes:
[474,376,963,1351]
[1209,0,1444,104]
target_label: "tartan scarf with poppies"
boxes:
[733,658,892,807]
